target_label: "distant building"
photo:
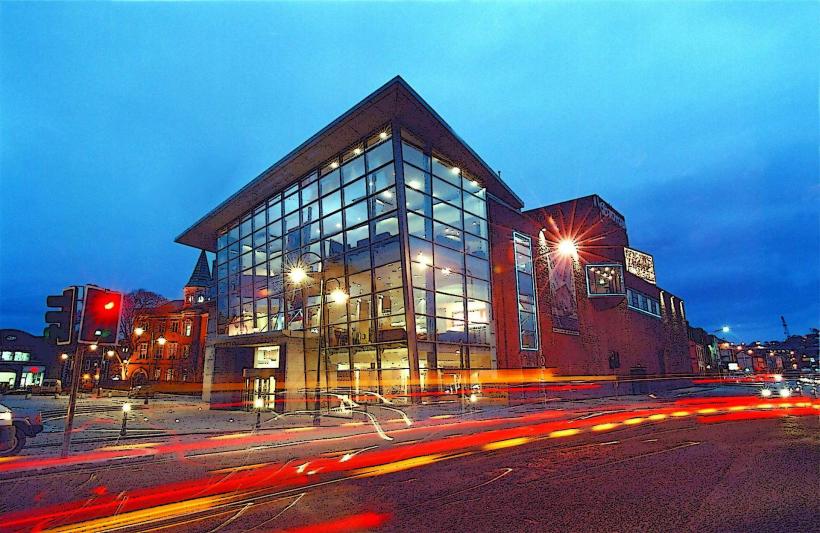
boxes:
[124,252,213,388]
[0,329,58,391]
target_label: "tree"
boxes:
[119,289,168,353]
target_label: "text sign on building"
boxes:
[624,247,656,284]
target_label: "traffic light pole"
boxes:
[61,346,85,458]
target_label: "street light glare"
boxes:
[122,403,132,412]
[134,327,144,336]
[721,325,730,333]
[558,239,577,257]
[330,288,349,305]
[288,266,308,285]
[253,398,264,409]
[157,336,167,346]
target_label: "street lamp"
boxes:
[557,239,578,258]
[254,397,264,429]
[286,252,348,425]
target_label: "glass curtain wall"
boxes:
[215,127,411,399]
[402,139,495,393]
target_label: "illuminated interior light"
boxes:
[451,167,460,174]
[353,148,362,155]
[381,190,393,199]
[471,180,480,187]
[330,161,339,169]
[379,131,388,139]
[441,268,451,276]
[408,180,421,189]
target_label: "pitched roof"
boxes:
[186,250,212,288]
[176,75,523,251]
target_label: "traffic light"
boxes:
[45,287,77,345]
[78,286,123,345]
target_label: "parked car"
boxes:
[128,385,156,399]
[0,403,43,455]
[31,379,62,395]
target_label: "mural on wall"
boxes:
[547,250,579,335]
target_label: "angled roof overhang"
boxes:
[175,76,523,251]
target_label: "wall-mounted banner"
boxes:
[547,251,579,335]
[624,247,656,284]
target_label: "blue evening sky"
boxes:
[1,2,817,342]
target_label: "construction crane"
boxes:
[780,316,790,339]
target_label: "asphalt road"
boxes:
[0,391,817,532]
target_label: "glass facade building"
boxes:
[210,123,496,402]
[179,77,692,411]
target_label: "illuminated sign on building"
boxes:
[624,247,656,284]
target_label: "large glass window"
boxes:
[514,232,538,351]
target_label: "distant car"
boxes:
[128,385,156,399]
[31,379,62,395]
[0,403,43,455]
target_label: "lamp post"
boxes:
[254,397,264,429]
[120,403,131,436]
[286,252,348,426]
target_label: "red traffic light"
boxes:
[78,286,123,345]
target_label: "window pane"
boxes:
[408,236,432,265]
[346,248,371,274]
[366,140,393,170]
[433,222,463,250]
[322,190,342,215]
[284,212,300,233]
[302,201,320,225]
[465,233,489,259]
[284,193,299,214]
[414,288,434,316]
[403,164,430,193]
[437,318,467,343]
[370,188,397,217]
[367,164,396,194]
[301,180,319,205]
[463,192,486,218]
[374,261,402,291]
[376,288,405,317]
[341,155,365,184]
[348,270,371,296]
[435,292,464,319]
[345,223,370,250]
[435,269,464,297]
[411,261,434,290]
[433,202,462,228]
[434,244,463,273]
[466,255,490,280]
[350,320,374,345]
[344,200,368,228]
[469,346,492,368]
[322,211,343,236]
[466,276,491,302]
[464,213,487,238]
[432,157,461,184]
[320,168,341,195]
[407,212,432,241]
[406,188,432,217]
[343,177,367,205]
[402,142,429,170]
[372,237,401,267]
[373,215,399,241]
[415,314,435,341]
